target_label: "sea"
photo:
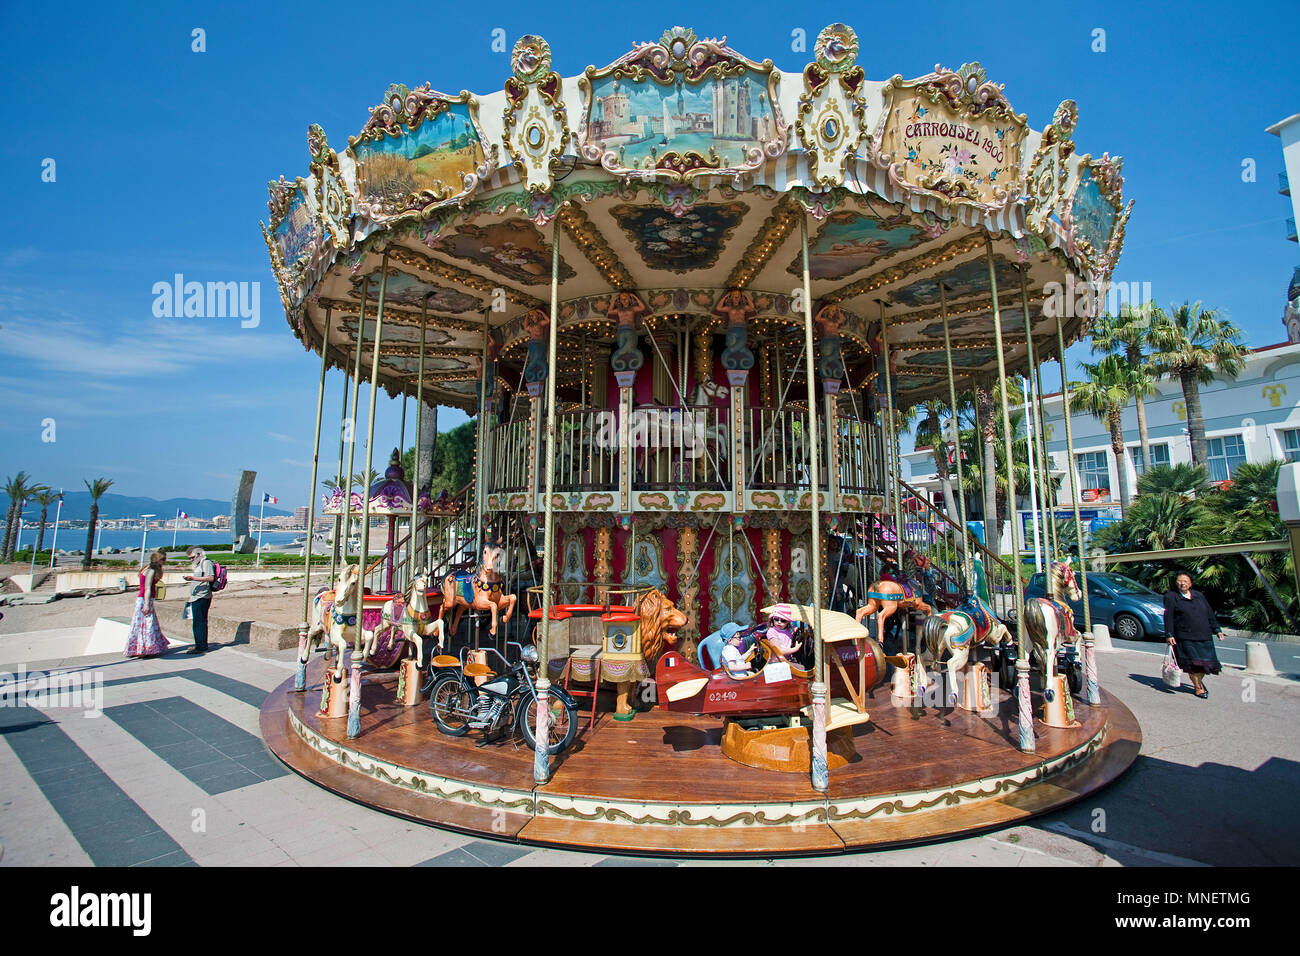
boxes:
[31,528,307,553]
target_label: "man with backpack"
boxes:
[183,547,223,654]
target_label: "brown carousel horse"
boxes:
[854,564,933,647]
[441,540,518,638]
[1023,560,1084,688]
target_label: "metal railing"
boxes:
[555,407,619,493]
[747,406,824,489]
[835,416,884,494]
[632,404,728,490]
[487,419,530,495]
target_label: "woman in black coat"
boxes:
[1163,570,1224,698]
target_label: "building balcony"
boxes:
[1288,217,1297,243]
[1281,171,1291,196]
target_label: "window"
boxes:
[1206,434,1246,482]
[1281,428,1300,463]
[1075,451,1110,495]
[1128,443,1170,476]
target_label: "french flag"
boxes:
[263,493,278,504]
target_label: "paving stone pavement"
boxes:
[1,639,1297,867]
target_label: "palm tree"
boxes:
[82,478,115,569]
[1136,462,1208,498]
[1148,302,1250,468]
[1072,355,1156,515]
[913,399,960,523]
[957,406,1049,535]
[1091,304,1159,473]
[33,488,61,555]
[3,471,33,560]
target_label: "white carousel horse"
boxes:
[303,563,371,686]
[921,603,1012,704]
[1023,560,1084,687]
[382,568,446,669]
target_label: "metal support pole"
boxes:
[801,214,829,793]
[331,324,360,586]
[477,313,492,560]
[1057,313,1098,704]
[939,281,971,585]
[987,240,1034,753]
[534,216,561,784]
[1020,271,1052,574]
[296,305,333,690]
[349,250,389,738]
[411,297,429,582]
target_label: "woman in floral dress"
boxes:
[126,550,170,657]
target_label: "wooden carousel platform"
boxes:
[261,658,1141,857]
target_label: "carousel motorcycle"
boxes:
[428,641,578,755]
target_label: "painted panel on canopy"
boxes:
[351,103,486,219]
[889,255,1022,308]
[352,270,482,314]
[381,355,475,374]
[437,220,575,285]
[1069,167,1117,259]
[870,64,1028,213]
[609,202,747,272]
[339,321,455,347]
[903,348,998,369]
[585,72,779,175]
[271,183,324,272]
[788,210,927,281]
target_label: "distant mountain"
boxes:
[35,492,293,523]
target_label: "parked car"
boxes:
[1022,571,1166,641]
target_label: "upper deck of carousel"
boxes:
[262,24,1131,439]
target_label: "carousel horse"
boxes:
[440,565,475,635]
[382,569,446,669]
[921,603,1011,703]
[855,566,933,648]
[1023,560,1084,687]
[299,563,361,691]
[305,563,372,685]
[471,540,518,638]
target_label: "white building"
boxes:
[1266,113,1299,341]
[903,341,1300,546]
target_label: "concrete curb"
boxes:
[154,602,298,652]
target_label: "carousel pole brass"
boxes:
[349,249,390,739]
[534,215,561,784]
[939,280,971,584]
[477,312,491,562]
[296,305,333,692]
[986,240,1034,754]
[1034,359,1059,565]
[800,213,829,794]
[329,332,355,587]
[1019,271,1049,585]
[879,302,904,578]
[1057,313,1098,705]
[342,286,368,584]
[410,296,429,586]
[331,281,369,702]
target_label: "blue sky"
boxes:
[1,0,1297,508]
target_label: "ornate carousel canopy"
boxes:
[264,25,1132,413]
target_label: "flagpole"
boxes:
[172,509,180,551]
[49,491,63,568]
[256,496,266,567]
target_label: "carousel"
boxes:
[259,25,1141,855]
